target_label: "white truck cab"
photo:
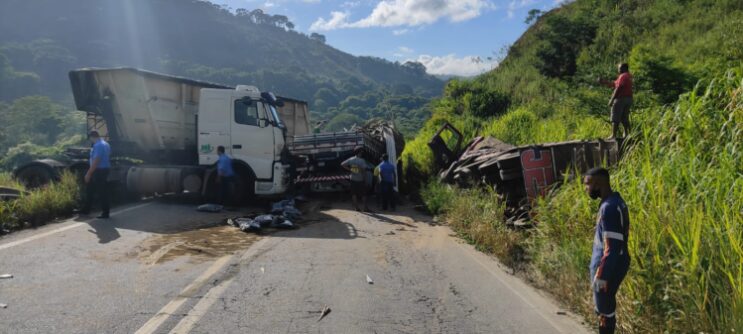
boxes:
[198,85,290,195]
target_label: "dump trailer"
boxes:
[15,67,310,201]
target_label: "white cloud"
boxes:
[309,11,352,31]
[393,46,415,57]
[310,0,495,31]
[392,28,409,35]
[414,54,497,77]
[507,0,538,19]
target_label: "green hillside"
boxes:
[406,0,743,332]
[0,0,443,170]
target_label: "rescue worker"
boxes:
[79,131,111,219]
[599,63,633,139]
[216,145,235,205]
[341,147,370,212]
[376,154,397,211]
[584,167,631,334]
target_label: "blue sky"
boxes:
[217,0,567,76]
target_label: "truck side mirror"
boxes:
[259,118,269,128]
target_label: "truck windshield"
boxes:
[269,105,285,129]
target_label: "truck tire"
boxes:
[15,164,56,189]
[231,170,255,206]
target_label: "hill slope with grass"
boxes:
[405,0,743,332]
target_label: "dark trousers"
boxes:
[594,256,630,334]
[380,181,396,210]
[83,169,110,215]
[218,176,234,205]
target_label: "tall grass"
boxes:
[0,171,80,232]
[420,70,743,333]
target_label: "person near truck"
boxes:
[599,63,633,139]
[79,131,111,219]
[341,147,370,212]
[583,167,631,334]
[216,145,235,205]
[377,154,397,211]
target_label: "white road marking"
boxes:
[453,240,576,333]
[156,237,275,334]
[134,255,234,334]
[0,202,153,251]
[168,277,235,334]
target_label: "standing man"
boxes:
[583,167,631,334]
[216,145,235,205]
[80,131,111,219]
[341,147,370,212]
[599,63,633,139]
[377,154,397,211]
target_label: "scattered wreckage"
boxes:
[428,122,625,225]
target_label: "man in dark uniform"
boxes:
[584,167,631,334]
[80,131,111,219]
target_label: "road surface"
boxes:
[0,197,590,333]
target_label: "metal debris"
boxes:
[318,305,331,321]
[0,274,12,279]
[428,122,626,220]
[366,275,374,284]
[0,303,6,309]
[196,203,223,212]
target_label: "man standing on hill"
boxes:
[377,154,397,211]
[584,167,631,334]
[79,131,111,219]
[599,63,633,139]
[342,147,371,212]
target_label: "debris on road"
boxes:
[0,303,7,309]
[318,305,331,321]
[197,203,223,212]
[260,267,265,274]
[226,198,302,233]
[0,274,12,279]
[556,311,567,315]
[366,275,374,284]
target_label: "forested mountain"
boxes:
[0,0,442,134]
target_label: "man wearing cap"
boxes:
[80,131,111,219]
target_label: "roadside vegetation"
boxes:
[408,0,743,332]
[0,171,80,233]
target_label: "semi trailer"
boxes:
[14,67,403,201]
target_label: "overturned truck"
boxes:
[429,122,625,223]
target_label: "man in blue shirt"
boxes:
[377,154,397,211]
[216,146,235,205]
[80,131,111,219]
[584,167,631,334]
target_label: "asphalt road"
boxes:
[0,197,590,334]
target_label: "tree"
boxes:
[525,9,543,25]
[310,33,326,44]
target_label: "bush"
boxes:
[0,171,80,232]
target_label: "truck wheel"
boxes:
[231,170,255,206]
[16,165,55,189]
